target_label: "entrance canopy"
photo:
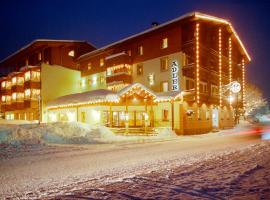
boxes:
[47,83,185,109]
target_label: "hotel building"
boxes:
[0,12,250,134]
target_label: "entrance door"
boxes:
[212,108,219,128]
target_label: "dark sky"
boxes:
[0,0,269,100]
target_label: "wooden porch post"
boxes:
[109,102,112,127]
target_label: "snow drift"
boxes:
[0,121,177,146]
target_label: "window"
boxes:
[162,109,169,121]
[38,52,42,61]
[100,76,105,84]
[126,50,131,56]
[1,96,6,102]
[25,71,31,81]
[148,73,155,86]
[199,82,208,94]
[138,45,143,55]
[197,108,202,120]
[81,112,86,123]
[25,89,31,99]
[25,59,29,66]
[87,62,92,70]
[206,109,210,120]
[161,81,169,92]
[1,81,6,89]
[185,78,195,90]
[211,85,219,96]
[161,38,168,49]
[100,58,105,67]
[137,64,143,75]
[160,57,169,71]
[68,50,75,57]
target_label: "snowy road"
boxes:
[0,125,268,199]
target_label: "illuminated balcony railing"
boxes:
[106,64,132,86]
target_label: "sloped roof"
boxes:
[47,83,185,109]
[78,12,251,62]
[47,89,118,108]
[0,39,96,65]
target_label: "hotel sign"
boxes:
[171,60,179,91]
[230,81,241,94]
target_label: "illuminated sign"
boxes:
[230,81,241,93]
[171,60,179,91]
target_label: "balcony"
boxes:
[106,72,132,85]
[105,52,132,66]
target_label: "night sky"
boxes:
[0,0,269,100]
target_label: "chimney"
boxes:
[151,22,159,28]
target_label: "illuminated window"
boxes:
[107,68,112,76]
[16,93,24,102]
[38,52,42,61]
[25,59,29,66]
[138,45,143,55]
[6,96,11,103]
[161,81,169,92]
[6,81,11,89]
[68,50,75,57]
[25,89,31,99]
[11,77,17,86]
[1,81,6,89]
[137,64,143,75]
[148,73,155,86]
[161,38,168,49]
[160,57,169,71]
[31,71,40,81]
[17,77,24,85]
[162,109,169,121]
[100,58,105,67]
[87,62,92,70]
[25,71,31,81]
[12,93,16,101]
[100,76,105,84]
[32,89,40,100]
[1,95,6,102]
[81,78,86,88]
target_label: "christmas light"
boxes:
[219,28,222,107]
[195,23,200,104]
[242,58,246,111]
[229,37,232,106]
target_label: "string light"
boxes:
[229,36,232,106]
[195,23,200,104]
[194,13,251,62]
[242,58,246,111]
[219,28,222,107]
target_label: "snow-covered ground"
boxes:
[0,120,269,199]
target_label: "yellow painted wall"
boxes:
[41,63,81,122]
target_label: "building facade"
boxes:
[0,40,95,120]
[0,12,251,135]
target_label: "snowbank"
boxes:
[0,122,178,147]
